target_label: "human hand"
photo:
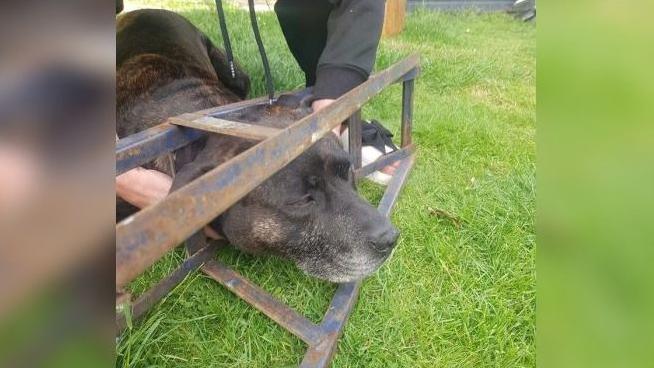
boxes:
[204,226,222,240]
[312,99,342,136]
[311,98,335,112]
[116,167,172,209]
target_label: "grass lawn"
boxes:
[117,2,536,367]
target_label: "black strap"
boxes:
[214,0,236,78]
[247,0,275,104]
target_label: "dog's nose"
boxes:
[370,227,399,254]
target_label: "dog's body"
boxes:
[117,9,251,209]
[117,9,398,282]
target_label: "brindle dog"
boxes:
[117,9,398,282]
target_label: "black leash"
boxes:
[214,0,275,104]
[214,0,236,78]
[247,0,275,104]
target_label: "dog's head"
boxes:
[171,111,398,283]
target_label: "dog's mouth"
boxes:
[296,251,393,283]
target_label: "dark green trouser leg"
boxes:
[274,0,333,87]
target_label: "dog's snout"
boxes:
[370,226,399,254]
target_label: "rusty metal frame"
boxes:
[116,55,419,367]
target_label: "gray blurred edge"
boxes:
[407,0,536,21]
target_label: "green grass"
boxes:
[117,2,535,367]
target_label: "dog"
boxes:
[117,9,398,282]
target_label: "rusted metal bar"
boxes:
[170,115,281,141]
[185,230,213,255]
[401,78,415,148]
[378,154,416,218]
[116,54,419,289]
[354,144,414,180]
[116,123,204,176]
[347,110,362,169]
[300,282,361,368]
[115,243,217,331]
[202,260,323,345]
[400,66,420,82]
[116,96,270,175]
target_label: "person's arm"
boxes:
[115,133,220,238]
[116,167,172,209]
[312,0,385,101]
[115,168,222,239]
[115,132,172,209]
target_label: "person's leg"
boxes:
[275,0,398,182]
[274,0,332,87]
[275,0,342,134]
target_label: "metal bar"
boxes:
[401,78,415,148]
[378,154,416,218]
[116,96,270,175]
[116,123,204,176]
[181,95,271,117]
[116,54,419,289]
[347,110,362,169]
[115,243,217,331]
[300,282,361,368]
[354,144,414,180]
[400,66,420,82]
[170,116,281,141]
[185,230,213,255]
[202,260,323,345]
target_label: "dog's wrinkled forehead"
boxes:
[249,133,351,205]
[285,133,350,178]
[299,134,350,173]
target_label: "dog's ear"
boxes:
[169,161,215,192]
[205,37,250,99]
[170,137,255,192]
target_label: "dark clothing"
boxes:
[275,0,385,100]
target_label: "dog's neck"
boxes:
[116,53,240,138]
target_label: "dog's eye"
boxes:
[335,161,351,180]
[286,194,314,207]
[307,175,321,187]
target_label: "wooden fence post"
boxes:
[382,0,407,37]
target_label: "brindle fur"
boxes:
[117,9,399,282]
